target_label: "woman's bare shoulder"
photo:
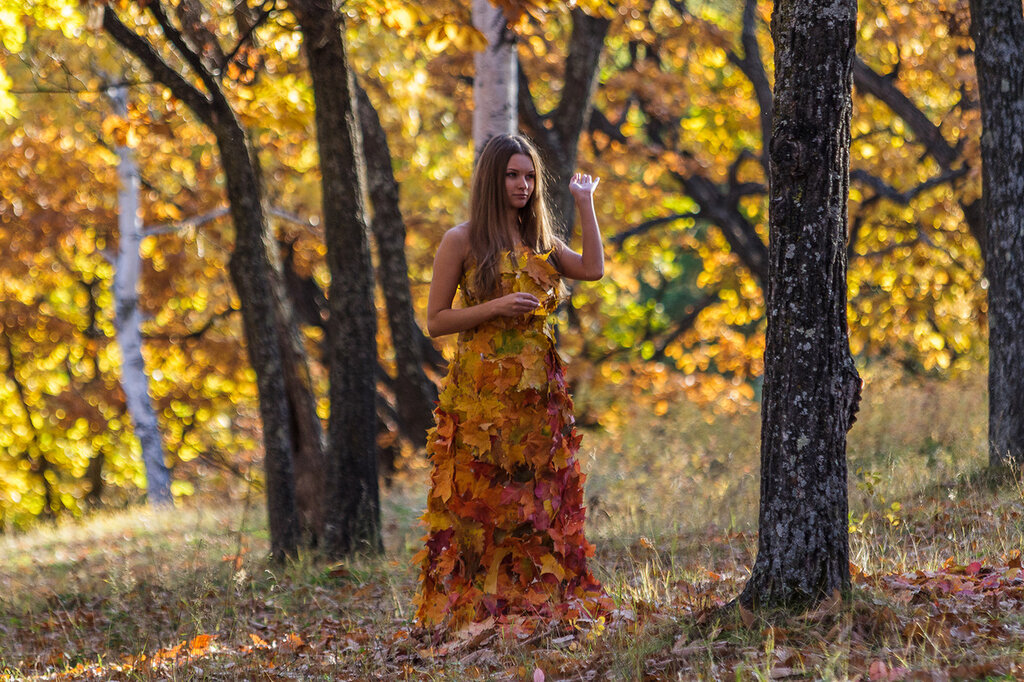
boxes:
[440,223,472,257]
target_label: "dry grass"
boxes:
[2,365,1023,680]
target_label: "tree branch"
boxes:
[221,0,276,72]
[727,0,772,161]
[610,211,701,247]
[850,166,969,205]
[587,106,628,145]
[145,306,240,342]
[102,7,214,125]
[143,206,230,237]
[145,1,224,106]
[516,61,551,145]
[852,58,958,168]
[653,289,721,359]
[267,205,321,232]
[552,8,611,144]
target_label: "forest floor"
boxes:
[2,366,1024,680]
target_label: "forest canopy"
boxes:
[0,0,985,528]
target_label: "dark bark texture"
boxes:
[294,3,382,556]
[217,121,302,561]
[968,0,1024,466]
[355,82,438,445]
[102,5,328,561]
[739,0,861,610]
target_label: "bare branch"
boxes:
[267,206,321,231]
[142,206,230,237]
[850,166,969,205]
[145,306,240,342]
[146,1,224,105]
[610,211,701,248]
[102,7,214,125]
[852,58,958,168]
[221,0,276,72]
[653,289,721,359]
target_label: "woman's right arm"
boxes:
[426,227,540,337]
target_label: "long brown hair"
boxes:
[467,134,560,297]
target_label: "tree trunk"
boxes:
[739,0,861,611]
[968,0,1024,467]
[110,86,173,508]
[102,6,326,559]
[354,82,438,445]
[472,0,517,157]
[522,9,609,238]
[294,4,382,556]
[215,118,304,561]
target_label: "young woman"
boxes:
[413,134,611,632]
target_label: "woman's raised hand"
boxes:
[569,173,600,201]
[489,292,540,317]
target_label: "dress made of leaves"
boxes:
[414,245,610,631]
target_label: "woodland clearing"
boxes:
[1,366,1023,681]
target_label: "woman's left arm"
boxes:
[554,173,604,281]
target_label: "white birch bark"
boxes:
[110,86,173,506]
[472,0,517,159]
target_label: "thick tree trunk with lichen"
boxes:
[968,0,1024,467]
[738,0,861,611]
[472,0,517,158]
[294,4,382,557]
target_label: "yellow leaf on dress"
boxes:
[433,455,454,502]
[539,553,566,581]
[485,548,512,594]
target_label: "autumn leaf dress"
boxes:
[413,244,611,631]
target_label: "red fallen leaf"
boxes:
[534,668,545,682]
[967,561,982,575]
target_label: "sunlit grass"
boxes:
[2,364,1022,679]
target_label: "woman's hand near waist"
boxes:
[429,294,540,337]
[489,293,540,317]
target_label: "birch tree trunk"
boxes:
[968,0,1024,467]
[472,0,517,157]
[110,86,172,508]
[738,0,861,611]
[293,2,382,556]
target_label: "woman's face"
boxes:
[504,153,535,210]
